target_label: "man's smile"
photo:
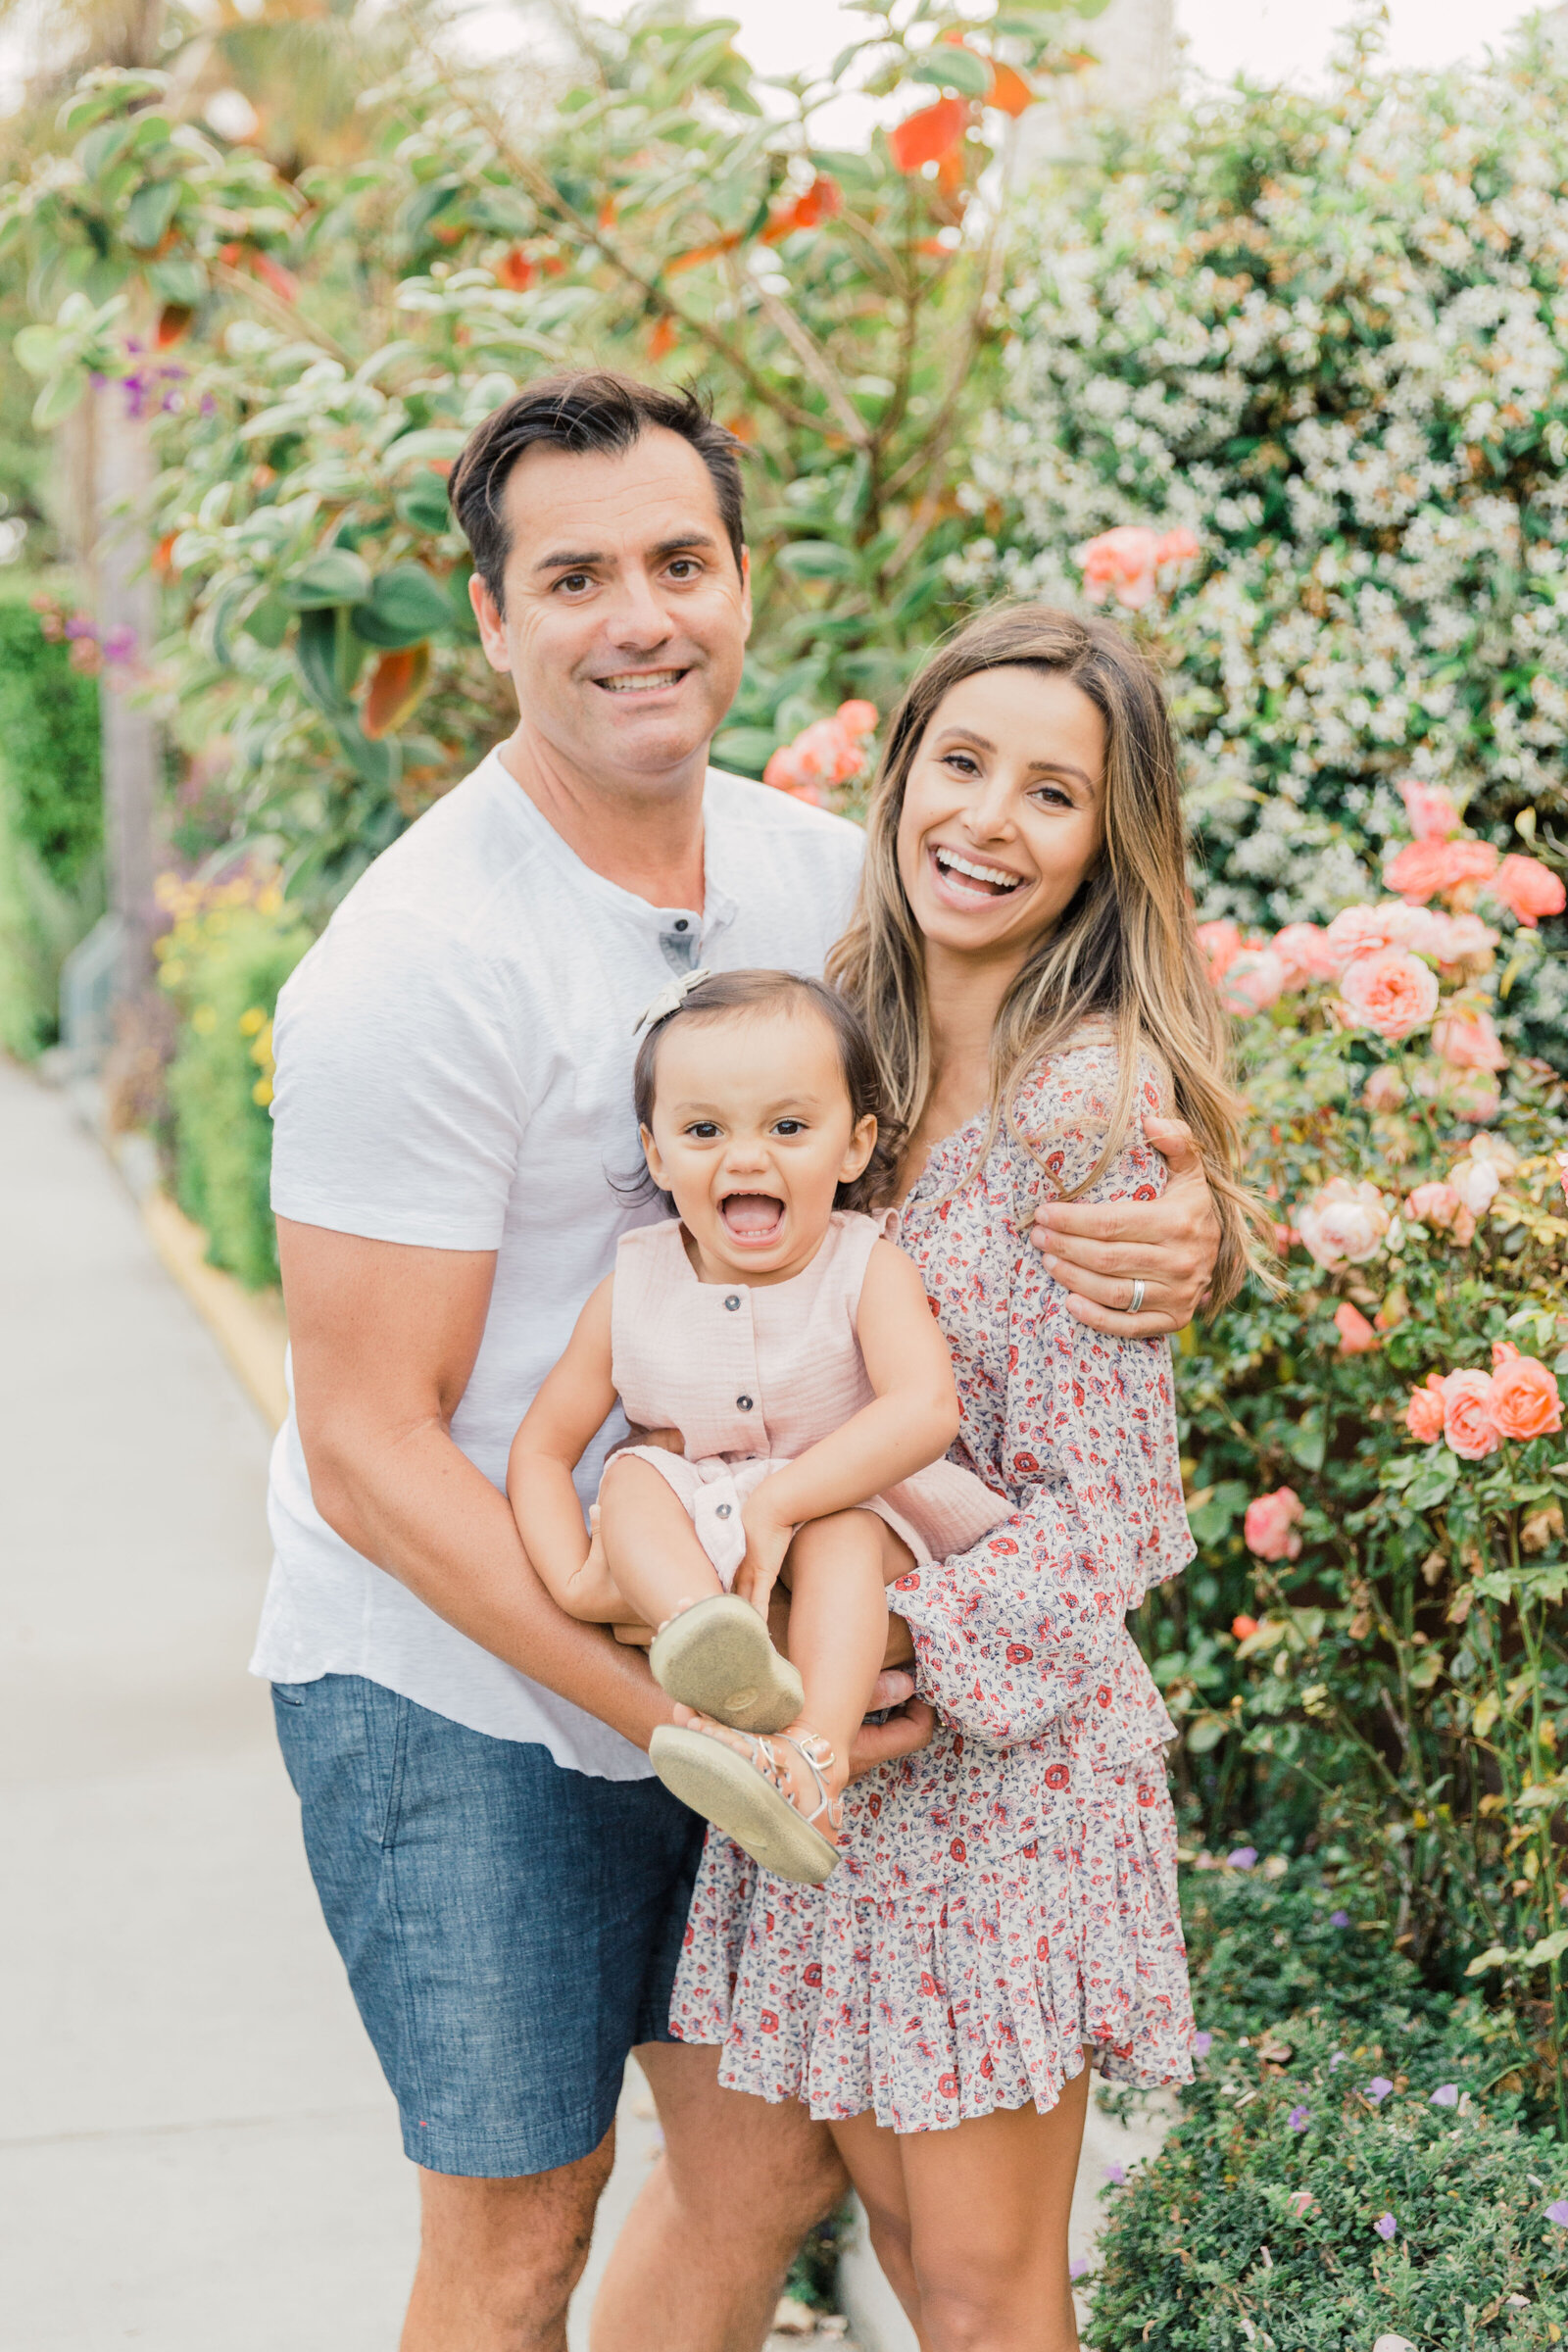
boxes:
[594,666,691,696]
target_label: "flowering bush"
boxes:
[154,867,312,1288]
[1087,1869,1568,2348]
[961,22,1568,1064]
[1150,791,1568,2117]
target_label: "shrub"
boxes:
[1086,1868,1568,2349]
[0,593,104,1053]
[964,24,1568,1064]
[155,869,312,1289]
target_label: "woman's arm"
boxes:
[734,1241,960,1610]
[897,1068,1196,1745]
[507,1277,625,1622]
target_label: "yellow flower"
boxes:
[238,1006,267,1036]
[191,1004,218,1035]
[252,1078,274,1107]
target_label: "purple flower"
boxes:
[1547,2199,1568,2228]
[1430,2083,1458,2108]
[101,625,137,664]
[200,393,217,416]
[1228,1845,1258,1870]
[64,616,97,641]
[1288,2104,1310,2132]
[1329,2051,1348,2070]
[1104,2164,1126,2185]
[1192,2031,1212,2058]
[1329,1909,1351,1927]
[1069,2255,1090,2279]
[1374,2213,1397,2241]
[1366,2077,1394,2105]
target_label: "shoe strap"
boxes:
[775,1732,843,1834]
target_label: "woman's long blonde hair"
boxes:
[828,603,1268,1311]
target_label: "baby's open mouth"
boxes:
[932,845,1023,900]
[720,1193,785,1244]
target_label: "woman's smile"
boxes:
[926,841,1031,909]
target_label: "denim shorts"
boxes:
[272,1673,704,2178]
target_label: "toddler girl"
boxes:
[508,968,1005,1885]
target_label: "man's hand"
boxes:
[847,1670,935,1782]
[1029,1114,1220,1337]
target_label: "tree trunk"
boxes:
[91,378,161,1002]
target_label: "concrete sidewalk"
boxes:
[0,1056,416,2347]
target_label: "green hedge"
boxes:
[1086,1870,1568,2349]
[0,593,103,1054]
[158,879,313,1290]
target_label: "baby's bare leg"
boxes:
[782,1510,913,1794]
[598,1455,725,1633]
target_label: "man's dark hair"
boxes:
[447,369,747,611]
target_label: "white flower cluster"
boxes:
[961,33,1568,1038]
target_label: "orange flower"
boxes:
[1489,1349,1562,1441]
[495,247,535,292]
[1488,853,1566,927]
[648,315,679,362]
[762,174,844,242]
[888,97,968,174]
[1442,1368,1502,1461]
[987,61,1035,116]
[1231,1614,1259,1641]
[1334,1301,1379,1354]
[1385,837,1498,902]
[1405,1375,1446,1444]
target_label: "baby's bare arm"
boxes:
[736,1243,959,1607]
[507,1279,626,1622]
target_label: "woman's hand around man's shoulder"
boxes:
[1030,1114,1221,1337]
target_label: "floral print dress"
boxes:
[668,1032,1199,2134]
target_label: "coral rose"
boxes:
[1386,838,1499,902]
[1079,525,1163,610]
[1397,778,1462,842]
[1405,1375,1446,1444]
[1245,1487,1304,1561]
[1271,921,1339,986]
[1195,918,1245,985]
[1155,526,1201,565]
[1296,1179,1390,1268]
[1339,949,1440,1041]
[1334,1301,1380,1354]
[1220,947,1288,1015]
[1325,900,1444,964]
[1488,853,1565,928]
[1433,1006,1508,1072]
[1404,1181,1474,1244]
[1428,911,1499,969]
[1442,1368,1502,1461]
[1489,1350,1562,1441]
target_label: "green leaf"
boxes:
[332,713,399,788]
[910,48,992,99]
[713,724,782,775]
[1286,1411,1326,1474]
[776,539,860,581]
[350,564,455,648]
[123,176,181,253]
[1522,1927,1568,1966]
[1404,1450,1460,1512]
[241,591,290,651]
[293,607,354,716]
[385,428,468,469]
[79,119,134,181]
[14,323,63,378]
[280,550,374,611]
[1463,1944,1509,1977]
[395,475,455,535]
[148,255,206,308]
[400,178,463,242]
[32,368,89,429]
[1189,1480,1250,1545]
[1184,1713,1231,1756]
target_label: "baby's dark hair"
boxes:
[632,969,902,1213]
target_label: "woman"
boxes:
[666,606,1262,2351]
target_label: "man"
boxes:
[255,370,1219,2352]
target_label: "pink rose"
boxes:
[1489,1349,1562,1441]
[1398,778,1463,841]
[1271,921,1339,986]
[1428,911,1499,969]
[1156,526,1201,565]
[763,708,876,797]
[836,699,879,740]
[1079,525,1163,610]
[1404,1182,1475,1245]
[1195,918,1245,985]
[1220,947,1288,1015]
[1405,1375,1446,1444]
[1442,1368,1502,1461]
[1245,1486,1304,1561]
[1339,949,1440,1041]
[1487,853,1565,928]
[1334,1301,1379,1354]
[1362,1065,1406,1112]
[1433,1006,1508,1072]
[1447,1155,1500,1216]
[1296,1178,1390,1268]
[1386,838,1500,903]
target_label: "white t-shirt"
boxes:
[250,750,865,1777]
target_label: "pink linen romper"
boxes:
[607,1210,1008,1586]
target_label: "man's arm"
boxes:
[278,1217,671,1752]
[1029,1115,1222,1336]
